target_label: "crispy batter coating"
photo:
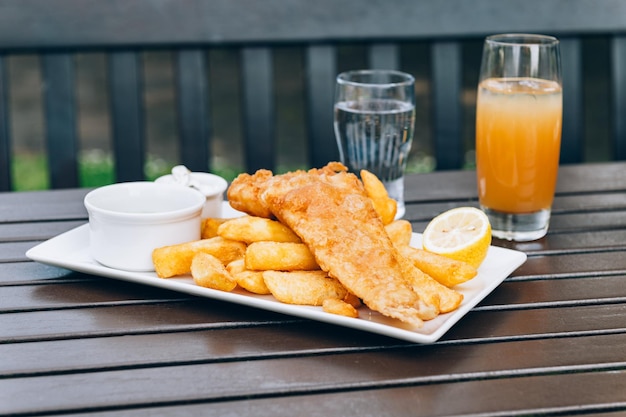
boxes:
[227,162,361,219]
[227,169,275,218]
[262,173,437,327]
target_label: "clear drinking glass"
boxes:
[475,34,562,241]
[334,70,416,218]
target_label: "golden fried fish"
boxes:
[262,176,438,327]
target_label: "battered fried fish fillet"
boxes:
[228,162,360,219]
[262,176,438,327]
[227,169,275,218]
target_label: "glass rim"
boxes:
[485,33,559,46]
[336,69,415,87]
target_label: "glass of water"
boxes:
[333,70,416,218]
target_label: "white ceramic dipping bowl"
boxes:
[155,172,228,218]
[84,182,205,271]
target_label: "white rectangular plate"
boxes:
[26,224,526,344]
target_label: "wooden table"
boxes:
[3,162,626,416]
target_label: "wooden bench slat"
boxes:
[109,51,145,182]
[42,52,79,188]
[431,41,463,170]
[612,35,626,160]
[4,0,626,48]
[305,45,338,168]
[368,43,400,70]
[0,56,10,191]
[241,47,275,172]
[176,48,210,172]
[560,37,584,163]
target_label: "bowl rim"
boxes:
[84,181,206,222]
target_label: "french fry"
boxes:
[398,253,463,314]
[263,270,347,305]
[360,169,397,225]
[385,220,413,247]
[343,292,362,309]
[201,218,228,239]
[322,298,359,318]
[191,252,237,291]
[235,270,271,295]
[398,245,477,288]
[153,237,246,278]
[226,258,247,274]
[226,259,270,295]
[245,241,319,271]
[217,215,301,243]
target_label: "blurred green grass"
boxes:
[11,151,241,191]
[11,150,444,191]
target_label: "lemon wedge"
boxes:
[422,207,492,268]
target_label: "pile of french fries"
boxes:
[151,171,478,319]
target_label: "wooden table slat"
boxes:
[2,356,625,415]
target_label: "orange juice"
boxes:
[476,77,562,214]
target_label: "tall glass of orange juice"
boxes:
[476,34,562,241]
